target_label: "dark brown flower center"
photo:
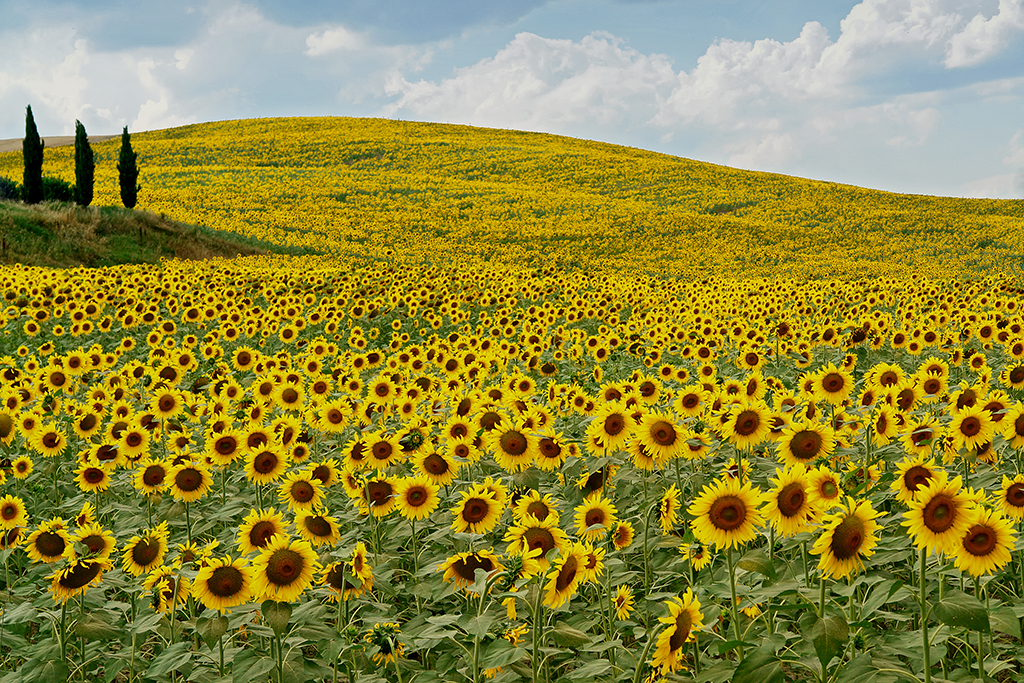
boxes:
[132,538,160,566]
[669,608,693,651]
[962,524,997,557]
[734,410,759,436]
[526,501,550,521]
[959,416,981,437]
[366,481,393,505]
[78,414,97,431]
[603,414,625,436]
[215,436,238,456]
[923,494,957,533]
[175,468,203,492]
[143,464,166,486]
[822,373,845,393]
[903,466,932,492]
[499,431,528,455]
[290,481,315,503]
[790,430,822,460]
[650,420,676,446]
[777,482,806,517]
[423,453,450,474]
[208,565,244,597]
[405,486,428,507]
[266,548,304,586]
[281,388,299,405]
[2,503,20,520]
[81,534,107,555]
[303,515,332,537]
[1005,482,1024,507]
[681,393,700,409]
[555,555,579,592]
[372,442,393,461]
[59,561,103,589]
[709,495,747,531]
[585,508,607,528]
[538,438,561,459]
[829,514,865,560]
[453,553,495,582]
[84,468,105,484]
[479,411,501,431]
[250,521,278,547]
[462,497,490,523]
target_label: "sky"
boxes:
[1,0,1022,198]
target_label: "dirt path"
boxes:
[0,135,117,153]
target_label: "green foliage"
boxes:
[0,176,19,200]
[116,126,140,209]
[74,120,94,207]
[21,105,44,204]
[40,176,75,203]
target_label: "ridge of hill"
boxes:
[0,117,1021,278]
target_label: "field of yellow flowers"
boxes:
[2,118,1024,683]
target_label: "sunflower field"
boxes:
[2,118,1024,683]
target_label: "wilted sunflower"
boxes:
[294,509,341,547]
[365,622,403,666]
[574,496,618,542]
[952,507,1016,577]
[278,469,325,512]
[26,518,72,563]
[504,516,570,570]
[650,590,704,675]
[903,474,978,555]
[438,549,504,592]
[451,489,502,535]
[543,545,587,608]
[192,555,253,613]
[250,535,321,603]
[688,477,765,550]
[812,497,881,580]
[762,464,817,537]
[122,522,170,575]
[49,557,111,603]
[394,475,440,521]
[236,508,288,555]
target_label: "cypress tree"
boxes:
[74,120,94,207]
[117,126,140,209]
[22,105,44,204]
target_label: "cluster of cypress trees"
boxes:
[20,104,141,209]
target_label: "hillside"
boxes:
[0,117,1021,278]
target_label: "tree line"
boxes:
[5,104,141,208]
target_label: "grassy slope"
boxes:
[0,200,308,268]
[1,117,1022,277]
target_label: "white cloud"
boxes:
[945,0,1024,67]
[961,172,1017,197]
[306,26,366,55]
[1004,129,1024,166]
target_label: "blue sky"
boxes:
[1,0,1022,198]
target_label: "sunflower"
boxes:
[720,401,771,450]
[438,549,504,592]
[658,485,682,533]
[30,424,68,458]
[117,420,151,461]
[278,469,325,512]
[244,445,291,485]
[688,477,765,550]
[133,458,170,495]
[637,412,685,462]
[673,384,709,417]
[49,557,111,603]
[121,523,170,575]
[543,545,587,608]
[365,430,404,470]
[650,590,704,675]
[891,454,942,504]
[294,509,341,547]
[393,475,440,521]
[309,459,341,488]
[0,494,28,531]
[762,464,817,537]
[26,519,73,563]
[951,507,1016,577]
[870,405,900,447]
[70,522,116,560]
[451,489,503,535]
[321,560,372,601]
[776,420,835,467]
[415,449,460,486]
[74,461,112,494]
[207,430,244,467]
[236,508,288,554]
[806,465,844,510]
[682,541,712,571]
[11,455,33,479]
[250,535,321,603]
[900,415,943,457]
[586,402,633,451]
[812,497,881,580]
[903,474,979,555]
[948,404,996,453]
[614,584,635,621]
[611,520,634,550]
[513,490,560,525]
[574,496,618,542]
[359,477,397,517]
[486,418,538,472]
[365,622,403,666]
[998,474,1024,520]
[168,461,213,502]
[192,555,253,613]
[504,516,571,569]
[1002,404,1024,448]
[143,565,191,613]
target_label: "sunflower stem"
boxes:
[802,540,811,590]
[819,572,827,618]
[601,544,618,673]
[726,545,744,661]
[410,519,422,614]
[184,501,192,547]
[920,548,932,683]
[532,581,544,683]
[79,593,86,682]
[275,631,285,683]
[974,575,984,682]
[60,599,69,666]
